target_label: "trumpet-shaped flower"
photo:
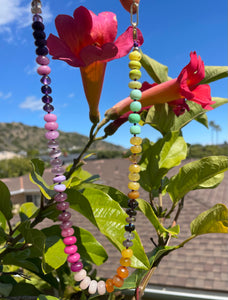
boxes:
[105,51,214,120]
[47,6,143,123]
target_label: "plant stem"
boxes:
[135,267,157,300]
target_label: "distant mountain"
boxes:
[0,122,125,154]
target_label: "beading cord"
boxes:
[31,0,142,295]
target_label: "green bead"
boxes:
[130,101,142,112]
[129,60,141,70]
[130,125,141,134]
[130,89,142,100]
[129,69,141,80]
[128,113,141,123]
[128,81,142,89]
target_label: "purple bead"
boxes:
[54,184,66,193]
[43,104,54,113]
[32,21,45,31]
[60,221,73,230]
[54,192,67,202]
[41,76,51,85]
[45,130,59,140]
[38,66,51,75]
[44,113,57,122]
[61,227,74,238]
[36,56,50,65]
[50,158,62,167]
[41,85,52,94]
[56,201,69,211]
[63,236,77,245]
[33,30,46,40]
[36,46,49,56]
[48,140,59,149]
[53,175,66,183]
[51,166,65,175]
[64,245,77,255]
[58,211,71,221]
[71,261,83,272]
[33,14,43,22]
[45,122,58,131]
[49,149,62,158]
[35,39,47,47]
[67,252,80,263]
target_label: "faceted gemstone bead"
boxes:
[120,257,131,267]
[105,279,114,293]
[60,221,73,230]
[80,276,91,290]
[130,125,141,135]
[31,6,42,14]
[130,89,142,100]
[129,154,141,163]
[43,103,54,113]
[58,211,71,221]
[32,21,44,31]
[64,245,77,255]
[129,69,141,80]
[125,223,135,232]
[130,136,142,145]
[54,184,66,193]
[48,140,59,149]
[71,261,83,272]
[37,65,51,75]
[128,199,139,209]
[121,248,133,258]
[128,181,140,190]
[128,60,141,70]
[124,232,135,240]
[56,201,69,211]
[61,227,74,237]
[97,280,106,295]
[53,175,66,183]
[128,190,140,199]
[129,50,142,61]
[35,39,46,47]
[33,14,43,22]
[63,236,76,245]
[126,208,137,216]
[129,164,140,173]
[45,130,59,140]
[117,266,129,279]
[74,269,87,282]
[41,76,51,85]
[50,158,62,166]
[123,240,133,247]
[88,280,98,294]
[130,101,142,112]
[128,113,141,124]
[131,145,142,154]
[45,122,58,131]
[41,85,52,94]
[126,216,136,223]
[36,46,48,56]
[128,81,142,89]
[51,166,65,175]
[67,252,80,263]
[44,113,57,122]
[128,172,140,181]
[113,275,124,288]
[33,30,46,40]
[49,149,61,158]
[54,192,67,202]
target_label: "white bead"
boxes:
[88,280,98,294]
[97,280,106,295]
[74,269,87,282]
[80,276,91,290]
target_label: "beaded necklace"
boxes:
[31,0,143,295]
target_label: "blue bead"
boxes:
[130,125,141,134]
[128,113,141,123]
[130,89,142,100]
[130,101,142,112]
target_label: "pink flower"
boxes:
[105,51,214,120]
[47,6,143,123]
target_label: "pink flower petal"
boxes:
[191,84,215,109]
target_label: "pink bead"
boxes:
[71,261,83,272]
[37,65,51,75]
[56,201,69,211]
[60,221,73,230]
[50,158,62,167]
[63,236,76,245]
[61,228,74,237]
[54,192,67,202]
[36,55,50,65]
[51,166,65,175]
[49,149,62,158]
[67,252,80,263]
[44,113,57,122]
[45,122,58,131]
[64,245,77,255]
[48,140,59,149]
[45,130,59,140]
[58,211,71,221]
[53,175,66,183]
[54,184,66,193]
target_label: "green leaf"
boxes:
[31,158,45,176]
[167,156,228,205]
[19,202,39,221]
[0,282,13,297]
[191,204,228,235]
[141,52,170,83]
[0,181,13,220]
[0,211,6,231]
[195,173,224,189]
[199,66,228,84]
[9,282,40,296]
[194,112,208,128]
[211,97,228,108]
[38,295,59,300]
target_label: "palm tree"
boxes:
[209,121,222,145]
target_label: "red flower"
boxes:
[47,6,143,123]
[105,52,214,120]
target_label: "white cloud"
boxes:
[68,93,75,98]
[0,91,12,100]
[24,63,39,75]
[19,96,43,111]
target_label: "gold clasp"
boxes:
[130,1,139,41]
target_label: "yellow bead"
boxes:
[129,154,141,163]
[129,164,141,173]
[130,136,142,146]
[129,69,141,80]
[129,50,142,61]
[129,60,141,70]
[130,145,142,154]
[128,172,140,181]
[121,248,133,258]
[120,257,131,267]
[128,181,140,190]
[128,81,142,89]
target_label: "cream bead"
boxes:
[88,280,98,294]
[80,276,91,290]
[74,269,87,282]
[97,280,106,295]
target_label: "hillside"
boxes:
[0,122,125,154]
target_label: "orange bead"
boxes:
[117,266,129,279]
[113,275,124,287]
[120,257,131,267]
[128,190,140,199]
[121,248,133,258]
[106,278,114,293]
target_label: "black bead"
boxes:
[36,46,48,56]
[33,30,46,40]
[35,39,47,47]
[128,199,138,209]
[126,208,137,216]
[32,21,45,31]
[125,223,135,232]
[41,85,52,94]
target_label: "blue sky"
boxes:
[0,0,227,148]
